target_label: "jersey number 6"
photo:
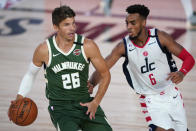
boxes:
[149,73,157,85]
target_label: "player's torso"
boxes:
[44,34,90,101]
[123,28,178,94]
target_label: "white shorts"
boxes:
[139,86,187,131]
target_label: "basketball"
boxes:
[8,97,38,126]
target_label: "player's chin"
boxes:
[129,35,137,40]
[128,33,136,38]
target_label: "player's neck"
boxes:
[56,35,74,45]
[55,35,74,53]
[132,29,148,47]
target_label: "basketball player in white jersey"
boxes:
[89,4,195,131]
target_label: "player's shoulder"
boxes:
[156,28,174,45]
[112,40,125,56]
[82,37,101,59]
[83,37,97,49]
[36,41,48,51]
[83,37,94,44]
[119,40,125,46]
[34,41,48,56]
[156,29,171,38]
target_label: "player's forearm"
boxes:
[17,62,40,97]
[92,71,111,105]
[178,48,195,75]
[89,71,101,87]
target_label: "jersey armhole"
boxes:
[75,34,89,63]
[46,39,52,67]
[81,37,89,63]
[155,28,167,53]
[155,29,178,72]
[122,37,134,89]
[123,38,128,58]
[81,46,89,63]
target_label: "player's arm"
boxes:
[80,39,111,120]
[89,41,125,87]
[16,42,48,100]
[158,30,195,84]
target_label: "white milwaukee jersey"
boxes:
[123,28,178,95]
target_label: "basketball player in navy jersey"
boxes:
[89,4,195,131]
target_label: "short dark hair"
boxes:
[52,5,75,26]
[126,4,150,19]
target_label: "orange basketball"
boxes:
[8,97,38,126]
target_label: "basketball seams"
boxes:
[12,98,37,126]
[15,99,23,124]
[21,98,32,126]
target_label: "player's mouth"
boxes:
[68,33,74,37]
[128,32,134,37]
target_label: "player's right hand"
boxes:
[167,71,184,84]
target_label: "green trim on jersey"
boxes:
[44,34,90,102]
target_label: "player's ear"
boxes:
[142,18,146,27]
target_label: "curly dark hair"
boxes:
[52,5,75,26]
[126,4,150,19]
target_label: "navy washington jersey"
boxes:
[44,34,90,101]
[123,28,178,94]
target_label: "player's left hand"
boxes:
[80,100,98,120]
[167,71,185,84]
[8,94,24,121]
[87,81,94,94]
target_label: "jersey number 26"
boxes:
[62,72,80,89]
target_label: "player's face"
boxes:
[126,13,145,39]
[54,17,76,41]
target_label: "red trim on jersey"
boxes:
[160,91,165,95]
[140,95,146,99]
[180,93,183,99]
[131,29,151,48]
[143,111,148,114]
[179,93,185,107]
[178,48,195,75]
[140,103,147,107]
[145,116,152,122]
